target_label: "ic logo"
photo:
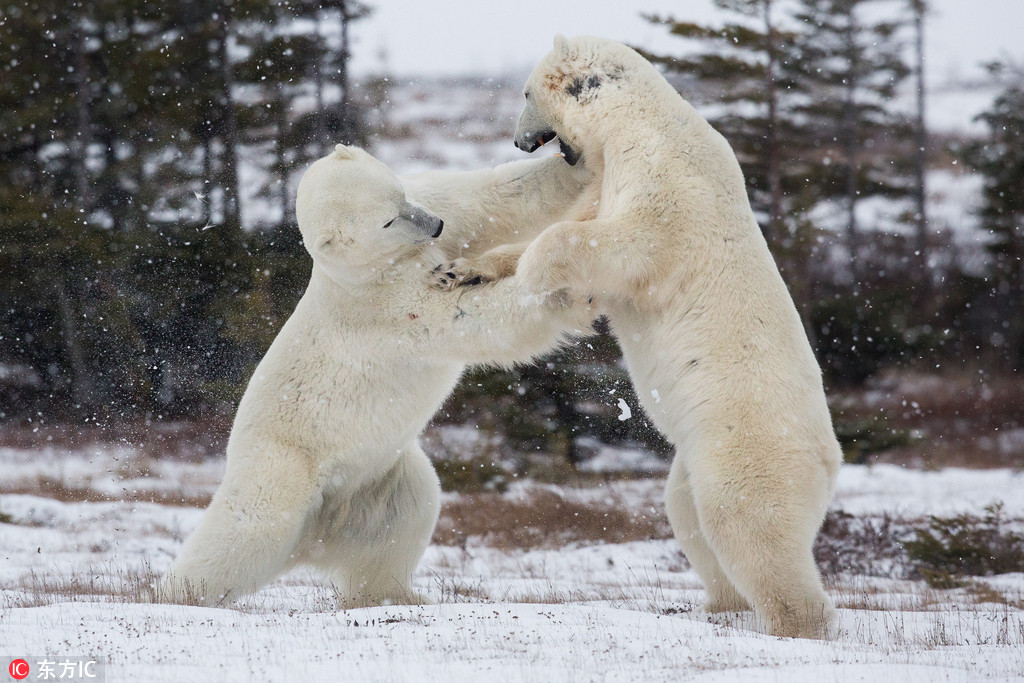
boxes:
[8,659,29,680]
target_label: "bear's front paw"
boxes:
[430,258,489,291]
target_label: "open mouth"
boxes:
[558,137,580,166]
[517,129,557,153]
[535,130,556,149]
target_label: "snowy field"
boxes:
[1,445,1022,682]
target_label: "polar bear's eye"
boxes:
[382,218,395,229]
[524,90,530,100]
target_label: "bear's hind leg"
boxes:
[691,456,836,639]
[157,454,317,605]
[665,456,749,613]
[318,445,441,608]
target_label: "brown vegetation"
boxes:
[0,475,212,508]
[831,372,1024,468]
[432,488,672,550]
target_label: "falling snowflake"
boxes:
[616,398,632,421]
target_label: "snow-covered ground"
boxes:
[1,445,1022,681]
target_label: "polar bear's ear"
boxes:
[333,144,356,160]
[553,34,573,59]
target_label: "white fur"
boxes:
[511,35,843,638]
[157,146,596,607]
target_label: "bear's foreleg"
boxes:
[516,218,654,301]
[430,276,594,366]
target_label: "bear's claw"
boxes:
[431,259,490,291]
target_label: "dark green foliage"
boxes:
[433,457,510,494]
[964,65,1024,371]
[0,0,369,420]
[786,0,914,281]
[832,413,915,464]
[438,324,673,467]
[905,504,1024,588]
[810,275,925,386]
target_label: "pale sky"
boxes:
[349,0,1023,85]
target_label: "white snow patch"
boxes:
[2,448,1023,681]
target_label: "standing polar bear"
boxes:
[158,145,596,606]
[495,35,842,638]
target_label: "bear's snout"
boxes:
[514,129,556,153]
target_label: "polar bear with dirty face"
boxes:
[457,35,843,638]
[157,145,597,607]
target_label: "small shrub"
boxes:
[905,503,1024,588]
[433,456,509,493]
[0,509,14,525]
[833,413,915,464]
[814,510,909,578]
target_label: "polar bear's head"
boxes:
[514,35,651,166]
[295,145,444,285]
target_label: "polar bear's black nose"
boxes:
[432,220,444,239]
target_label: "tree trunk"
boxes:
[202,140,213,226]
[216,2,242,227]
[71,9,93,215]
[275,96,290,225]
[313,11,329,155]
[338,0,356,145]
[100,128,121,232]
[842,16,860,284]
[55,275,93,410]
[912,1,929,296]
[763,0,783,248]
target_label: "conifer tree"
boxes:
[967,64,1024,371]
[786,0,912,281]
[641,0,804,247]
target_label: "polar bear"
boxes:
[157,145,596,607]
[459,35,843,638]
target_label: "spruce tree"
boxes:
[967,64,1024,371]
[786,0,912,281]
[640,0,805,247]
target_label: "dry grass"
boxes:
[967,582,1022,607]
[432,488,672,550]
[0,417,231,461]
[0,475,211,508]
[429,574,491,603]
[2,563,160,609]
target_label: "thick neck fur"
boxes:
[309,243,443,317]
[574,72,699,175]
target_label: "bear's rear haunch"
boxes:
[510,34,843,639]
